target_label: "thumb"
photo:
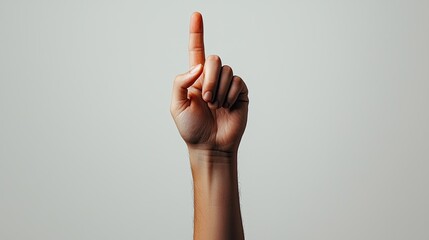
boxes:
[172,64,203,103]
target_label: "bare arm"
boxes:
[190,149,244,240]
[170,12,248,240]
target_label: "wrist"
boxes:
[188,147,237,165]
[187,147,238,180]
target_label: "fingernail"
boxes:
[203,91,212,102]
[189,64,201,74]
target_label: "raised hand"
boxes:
[170,12,249,153]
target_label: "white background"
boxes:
[1,0,428,239]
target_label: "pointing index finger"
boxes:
[189,12,205,67]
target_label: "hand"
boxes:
[170,12,249,153]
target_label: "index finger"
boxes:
[189,12,205,67]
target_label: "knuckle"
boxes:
[207,55,221,64]
[243,82,249,93]
[232,75,242,84]
[173,75,182,84]
[174,73,182,81]
[222,65,233,75]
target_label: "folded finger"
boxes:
[202,55,222,103]
[224,76,249,108]
[213,65,233,108]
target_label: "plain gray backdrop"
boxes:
[1,0,428,239]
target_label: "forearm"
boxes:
[189,149,244,240]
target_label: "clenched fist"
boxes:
[170,12,249,153]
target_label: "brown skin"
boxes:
[170,12,248,240]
